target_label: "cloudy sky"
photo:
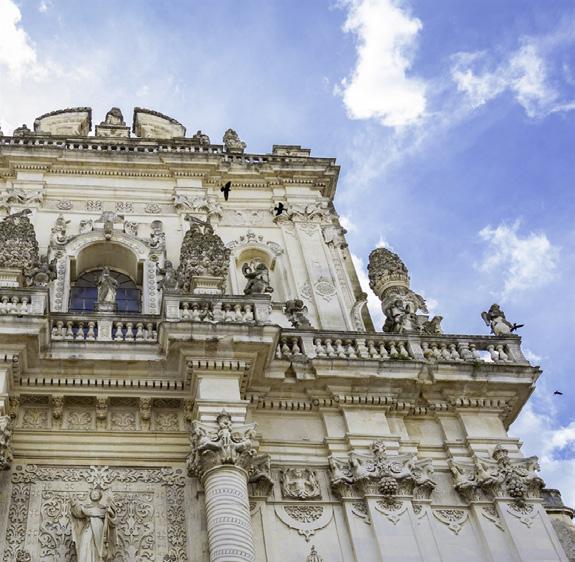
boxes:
[1,0,574,502]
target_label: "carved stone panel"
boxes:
[3,465,188,562]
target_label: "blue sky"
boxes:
[1,0,574,502]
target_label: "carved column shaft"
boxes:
[203,465,255,562]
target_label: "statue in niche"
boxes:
[96,267,118,308]
[70,487,117,562]
[481,304,524,336]
[242,261,273,295]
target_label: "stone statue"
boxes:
[97,268,118,306]
[242,261,273,295]
[191,130,210,146]
[481,304,523,335]
[103,107,125,126]
[223,128,246,153]
[70,488,117,562]
[50,214,70,245]
[149,220,165,249]
[0,415,13,470]
[25,254,56,287]
[159,260,178,290]
[13,124,33,137]
[284,299,312,328]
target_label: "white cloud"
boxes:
[351,252,385,328]
[336,0,426,128]
[478,221,559,299]
[511,401,575,507]
[339,214,357,233]
[0,0,37,80]
[38,0,52,13]
[452,34,575,118]
[523,348,543,364]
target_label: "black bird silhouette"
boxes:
[220,181,231,201]
[274,202,286,216]
[510,323,525,332]
[554,391,564,395]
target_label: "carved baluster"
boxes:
[125,322,135,341]
[222,303,234,322]
[378,341,389,360]
[457,342,473,361]
[440,343,451,360]
[212,301,223,322]
[344,339,357,358]
[280,337,290,358]
[275,344,283,359]
[19,297,29,314]
[146,322,154,340]
[430,343,441,360]
[398,341,409,359]
[0,295,8,313]
[388,341,399,359]
[366,340,378,359]
[487,344,499,362]
[64,321,74,340]
[75,321,85,340]
[243,304,254,322]
[135,322,145,340]
[181,302,190,319]
[324,338,336,358]
[448,343,461,361]
[356,338,370,359]
[334,339,346,358]
[86,321,96,341]
[469,343,480,360]
[52,320,64,339]
[234,303,243,321]
[190,302,201,321]
[291,337,302,355]
[8,296,19,314]
[314,338,327,357]
[496,344,509,362]
[114,321,125,341]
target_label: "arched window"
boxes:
[69,269,141,313]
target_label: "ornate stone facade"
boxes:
[0,105,571,562]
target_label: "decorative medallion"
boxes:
[274,504,333,541]
[432,509,468,535]
[56,200,73,210]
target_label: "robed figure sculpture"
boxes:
[70,488,117,562]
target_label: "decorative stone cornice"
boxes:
[449,444,544,504]
[328,441,435,500]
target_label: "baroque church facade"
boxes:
[0,106,573,562]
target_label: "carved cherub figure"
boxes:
[242,261,273,295]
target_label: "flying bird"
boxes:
[220,181,231,201]
[554,391,564,396]
[274,202,286,216]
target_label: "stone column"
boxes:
[203,464,254,562]
[188,410,271,562]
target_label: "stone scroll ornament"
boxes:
[0,209,40,272]
[448,444,545,505]
[328,440,436,501]
[176,216,230,293]
[368,247,443,335]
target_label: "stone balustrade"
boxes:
[163,293,271,324]
[50,316,158,342]
[0,289,47,316]
[275,330,527,364]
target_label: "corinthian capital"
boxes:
[187,410,271,485]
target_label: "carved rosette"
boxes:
[449,444,545,505]
[176,219,230,294]
[328,441,435,501]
